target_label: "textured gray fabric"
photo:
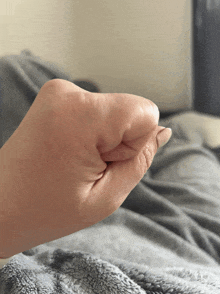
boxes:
[1,50,220,293]
[1,247,220,293]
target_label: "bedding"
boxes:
[1,51,220,293]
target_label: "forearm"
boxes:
[0,141,42,259]
[0,143,23,259]
[0,137,88,259]
[0,144,17,265]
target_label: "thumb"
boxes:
[100,126,172,162]
[91,127,172,211]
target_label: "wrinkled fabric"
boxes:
[1,247,220,294]
[1,50,220,293]
[123,113,220,264]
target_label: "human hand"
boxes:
[0,79,171,256]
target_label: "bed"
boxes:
[1,5,220,293]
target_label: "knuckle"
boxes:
[38,79,66,104]
[144,99,160,124]
[43,79,66,90]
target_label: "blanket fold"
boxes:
[1,247,220,293]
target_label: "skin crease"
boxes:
[0,79,172,258]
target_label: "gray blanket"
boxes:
[1,50,220,293]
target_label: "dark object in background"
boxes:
[73,80,100,93]
[193,0,220,117]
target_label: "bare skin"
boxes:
[0,79,172,259]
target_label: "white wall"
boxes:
[0,0,192,112]
[0,0,75,71]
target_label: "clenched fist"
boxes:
[0,79,171,258]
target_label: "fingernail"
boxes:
[157,128,172,148]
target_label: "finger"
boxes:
[91,141,155,214]
[97,93,160,155]
[91,125,172,215]
[157,127,172,148]
[100,131,156,162]
[101,127,172,162]
[91,128,167,213]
